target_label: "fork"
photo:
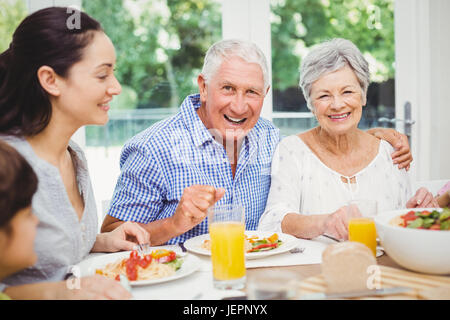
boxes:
[119,274,132,293]
[178,242,187,253]
[289,247,306,254]
[135,243,151,256]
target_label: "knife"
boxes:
[299,286,411,300]
[322,234,342,242]
[178,242,187,253]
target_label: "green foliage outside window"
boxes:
[0,0,27,53]
[83,0,222,110]
[271,0,395,92]
[0,0,395,144]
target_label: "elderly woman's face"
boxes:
[310,65,365,136]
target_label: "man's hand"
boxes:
[170,185,226,235]
[367,128,413,170]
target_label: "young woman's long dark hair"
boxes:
[0,7,102,136]
[0,140,38,232]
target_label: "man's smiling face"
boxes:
[197,56,267,147]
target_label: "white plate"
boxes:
[77,247,200,286]
[184,230,300,260]
[376,247,384,258]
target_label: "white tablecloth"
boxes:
[77,236,335,300]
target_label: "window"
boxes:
[270,0,395,136]
[84,0,222,147]
[17,0,397,219]
[0,0,27,52]
[82,0,222,216]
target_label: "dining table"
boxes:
[77,235,449,301]
[248,251,400,287]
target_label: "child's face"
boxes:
[0,206,39,279]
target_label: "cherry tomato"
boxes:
[125,259,137,278]
[144,254,152,264]
[401,211,417,226]
[157,251,176,263]
[130,250,140,260]
[125,258,137,269]
[126,268,137,281]
[138,258,149,268]
[401,211,416,220]
[115,275,121,281]
[249,243,278,252]
[169,251,177,261]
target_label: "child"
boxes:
[0,139,132,300]
[0,141,39,300]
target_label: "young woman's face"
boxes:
[54,31,122,127]
[0,206,39,279]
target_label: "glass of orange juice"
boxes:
[347,199,378,256]
[208,204,246,290]
[348,218,377,256]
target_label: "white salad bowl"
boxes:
[374,208,450,275]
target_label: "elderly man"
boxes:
[101,39,412,245]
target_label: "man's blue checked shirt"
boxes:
[108,94,281,244]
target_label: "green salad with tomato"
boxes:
[246,233,283,253]
[395,207,450,230]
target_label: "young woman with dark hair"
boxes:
[0,7,102,136]
[0,7,149,299]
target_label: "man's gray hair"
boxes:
[201,39,270,90]
[299,38,370,111]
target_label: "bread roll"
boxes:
[321,241,377,293]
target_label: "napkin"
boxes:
[191,237,332,271]
[246,237,328,268]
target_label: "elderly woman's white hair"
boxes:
[201,39,270,91]
[299,38,370,111]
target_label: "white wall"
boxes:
[429,0,450,181]
[221,0,273,120]
[26,0,81,13]
[395,0,450,182]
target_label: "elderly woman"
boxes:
[258,38,438,240]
